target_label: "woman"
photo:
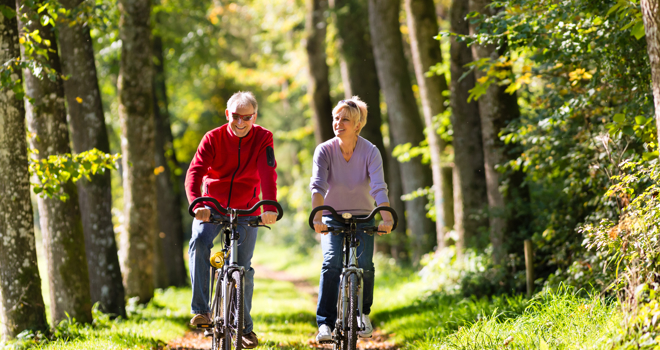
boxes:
[309,96,394,341]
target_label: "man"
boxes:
[185,91,278,349]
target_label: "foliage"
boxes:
[28,148,120,201]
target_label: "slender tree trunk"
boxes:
[17,0,92,324]
[153,33,187,287]
[118,0,157,303]
[57,0,126,317]
[469,0,529,265]
[385,136,409,263]
[642,0,660,142]
[404,0,453,250]
[306,0,334,144]
[450,0,488,253]
[331,0,409,260]
[369,0,435,263]
[0,6,49,339]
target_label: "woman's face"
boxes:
[332,111,358,138]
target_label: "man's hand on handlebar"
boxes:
[194,208,211,222]
[260,211,278,225]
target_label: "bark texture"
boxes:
[0,6,49,339]
[450,0,488,252]
[369,0,435,263]
[404,0,453,249]
[331,0,409,260]
[57,0,126,317]
[306,0,334,144]
[469,0,530,264]
[642,0,660,142]
[17,0,92,324]
[153,33,187,288]
[118,0,157,303]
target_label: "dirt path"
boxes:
[165,265,398,350]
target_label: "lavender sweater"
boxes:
[310,136,389,216]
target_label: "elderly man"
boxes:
[185,91,278,349]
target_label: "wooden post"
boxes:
[524,239,534,297]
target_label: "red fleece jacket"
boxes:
[185,124,278,216]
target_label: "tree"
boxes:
[306,0,334,144]
[0,4,49,339]
[57,0,126,317]
[450,0,488,252]
[152,31,187,287]
[469,0,531,264]
[368,0,435,263]
[17,0,92,324]
[642,0,660,142]
[118,0,157,302]
[330,0,408,261]
[404,0,454,249]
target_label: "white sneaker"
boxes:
[316,324,332,342]
[358,314,373,338]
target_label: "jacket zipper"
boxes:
[226,137,241,208]
[246,187,257,207]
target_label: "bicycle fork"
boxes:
[340,245,364,332]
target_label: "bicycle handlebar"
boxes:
[188,196,284,221]
[307,205,398,231]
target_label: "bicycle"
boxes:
[188,196,283,350]
[308,205,398,350]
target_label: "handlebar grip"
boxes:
[188,197,226,217]
[308,205,344,230]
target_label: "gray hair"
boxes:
[227,91,258,113]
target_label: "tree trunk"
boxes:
[385,138,409,263]
[642,0,660,142]
[306,0,334,144]
[368,0,435,264]
[17,0,93,324]
[118,0,157,303]
[450,0,488,253]
[404,0,453,250]
[330,0,409,261]
[153,33,187,287]
[469,0,529,265]
[0,6,49,338]
[57,0,126,317]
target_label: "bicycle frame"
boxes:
[336,223,365,337]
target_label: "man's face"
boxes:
[225,104,257,138]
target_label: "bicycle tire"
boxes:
[347,273,358,350]
[338,280,348,350]
[211,270,223,350]
[226,270,244,350]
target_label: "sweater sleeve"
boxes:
[185,132,215,211]
[367,145,389,205]
[310,144,330,198]
[257,131,278,213]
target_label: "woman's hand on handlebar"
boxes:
[378,220,393,235]
[313,220,328,234]
[194,208,211,222]
[260,211,278,225]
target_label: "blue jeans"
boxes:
[316,216,375,329]
[189,210,257,334]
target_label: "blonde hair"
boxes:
[332,96,368,134]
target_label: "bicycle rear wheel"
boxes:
[225,270,244,350]
[347,273,358,350]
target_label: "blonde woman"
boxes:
[309,96,394,341]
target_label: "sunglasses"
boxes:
[341,100,357,108]
[231,113,255,122]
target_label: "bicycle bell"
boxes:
[342,213,352,219]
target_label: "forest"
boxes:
[1,0,660,348]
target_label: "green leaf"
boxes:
[632,21,646,40]
[635,116,647,125]
[623,126,634,136]
[643,151,658,160]
[613,113,625,123]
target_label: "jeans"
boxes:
[189,209,257,334]
[316,215,375,329]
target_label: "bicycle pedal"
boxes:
[196,324,213,329]
[318,340,334,344]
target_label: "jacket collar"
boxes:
[224,123,256,142]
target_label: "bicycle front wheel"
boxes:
[347,273,358,350]
[225,270,244,350]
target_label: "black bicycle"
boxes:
[188,197,283,350]
[308,205,398,350]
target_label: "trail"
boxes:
[165,265,398,349]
